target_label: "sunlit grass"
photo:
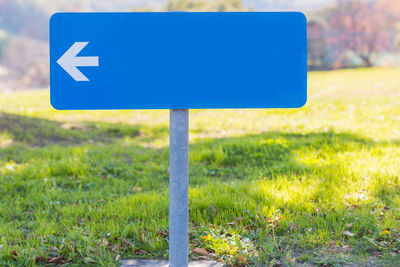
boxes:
[0,67,399,266]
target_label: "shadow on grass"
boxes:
[188,130,397,183]
[1,111,397,200]
[187,130,399,221]
[0,112,145,147]
[1,112,397,185]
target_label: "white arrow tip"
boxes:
[57,42,98,82]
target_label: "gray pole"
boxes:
[169,109,189,267]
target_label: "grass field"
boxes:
[0,68,399,266]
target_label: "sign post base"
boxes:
[120,260,225,267]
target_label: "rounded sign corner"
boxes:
[49,13,63,25]
[293,11,307,24]
[50,95,64,111]
[296,95,308,108]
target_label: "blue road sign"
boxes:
[50,12,307,110]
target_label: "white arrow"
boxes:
[57,42,99,81]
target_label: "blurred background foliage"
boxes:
[165,0,246,12]
[0,0,398,90]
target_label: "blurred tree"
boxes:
[213,0,244,11]
[0,0,49,40]
[327,0,400,67]
[165,0,245,12]
[132,7,153,12]
[165,0,208,11]
[0,30,9,61]
[375,0,400,48]
[308,20,327,70]
[1,37,49,88]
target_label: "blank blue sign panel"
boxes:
[50,12,307,110]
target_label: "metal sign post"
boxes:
[169,109,189,267]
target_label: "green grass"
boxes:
[0,67,399,266]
